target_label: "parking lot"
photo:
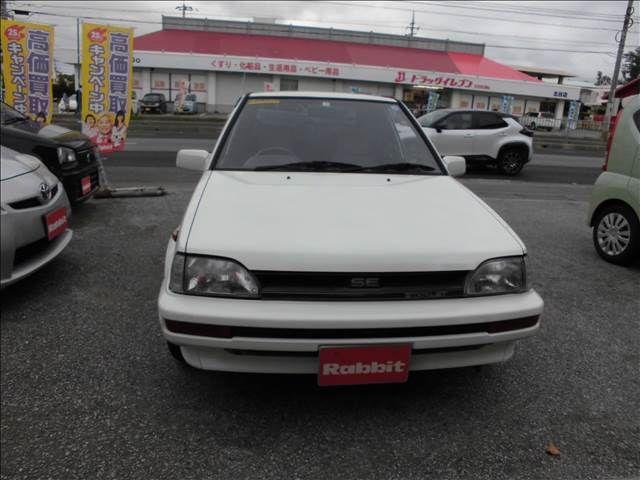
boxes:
[1,146,638,479]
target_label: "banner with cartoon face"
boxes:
[1,19,54,124]
[81,22,133,153]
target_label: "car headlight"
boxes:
[465,256,527,296]
[169,253,260,298]
[57,147,76,165]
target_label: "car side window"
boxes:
[473,112,508,129]
[440,113,473,130]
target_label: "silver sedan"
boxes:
[1,146,73,288]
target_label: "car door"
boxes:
[472,112,509,157]
[428,112,474,156]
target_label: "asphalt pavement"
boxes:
[1,140,638,480]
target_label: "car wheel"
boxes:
[592,204,639,265]
[167,341,190,366]
[497,148,525,176]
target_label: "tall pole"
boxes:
[407,10,419,38]
[76,16,81,99]
[603,0,634,133]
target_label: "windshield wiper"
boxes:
[254,161,361,172]
[357,162,437,174]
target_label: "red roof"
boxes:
[134,29,538,82]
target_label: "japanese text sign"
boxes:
[1,19,54,123]
[81,22,133,153]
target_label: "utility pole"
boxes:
[176,0,193,19]
[603,0,634,134]
[406,10,419,38]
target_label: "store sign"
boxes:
[81,22,133,153]
[132,50,581,101]
[394,71,482,89]
[1,19,54,123]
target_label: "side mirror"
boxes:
[442,155,466,177]
[434,124,443,133]
[176,149,209,171]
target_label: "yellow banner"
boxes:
[1,19,54,123]
[81,22,133,153]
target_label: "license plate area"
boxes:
[44,207,68,241]
[318,344,411,386]
[81,176,92,195]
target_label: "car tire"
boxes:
[592,204,639,266]
[167,341,190,366]
[497,148,526,176]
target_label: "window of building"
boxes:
[280,78,299,91]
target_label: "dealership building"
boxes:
[70,16,582,117]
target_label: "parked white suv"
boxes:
[418,109,534,176]
[158,92,543,386]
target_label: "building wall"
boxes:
[298,77,335,92]
[130,66,564,118]
[215,72,275,112]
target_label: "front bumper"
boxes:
[158,283,544,373]
[60,162,100,202]
[1,188,73,288]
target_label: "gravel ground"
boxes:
[1,175,638,480]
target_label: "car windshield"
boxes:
[185,94,196,101]
[215,97,442,174]
[0,102,28,125]
[143,94,161,101]
[417,109,450,127]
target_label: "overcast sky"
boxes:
[6,0,640,82]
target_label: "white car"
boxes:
[1,146,72,288]
[58,94,78,113]
[418,109,534,176]
[158,92,543,385]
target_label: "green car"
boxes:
[588,95,640,265]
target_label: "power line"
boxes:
[324,1,627,32]
[404,0,627,24]
[13,3,628,48]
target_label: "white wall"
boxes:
[215,72,274,112]
[298,77,335,92]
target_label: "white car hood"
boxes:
[185,171,524,271]
[0,147,41,181]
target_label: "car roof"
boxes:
[248,91,396,103]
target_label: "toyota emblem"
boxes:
[39,182,52,201]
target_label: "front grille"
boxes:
[8,185,58,210]
[13,237,50,267]
[254,271,469,301]
[76,148,97,166]
[165,316,540,339]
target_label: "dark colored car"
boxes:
[1,102,100,203]
[140,93,168,113]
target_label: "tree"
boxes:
[622,47,640,81]
[595,70,611,85]
[52,73,75,100]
